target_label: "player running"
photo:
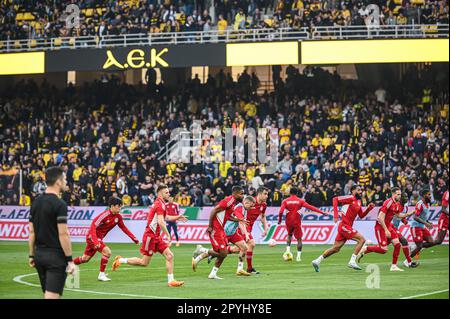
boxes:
[357,187,415,271]
[191,186,245,280]
[311,185,375,272]
[245,187,269,274]
[278,187,328,262]
[111,185,188,287]
[408,189,438,260]
[73,196,139,282]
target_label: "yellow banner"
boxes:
[301,39,449,64]
[0,52,45,75]
[226,42,299,66]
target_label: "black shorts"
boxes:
[34,248,67,295]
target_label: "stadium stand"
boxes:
[0,64,448,208]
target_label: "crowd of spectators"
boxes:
[1,0,448,41]
[0,63,448,208]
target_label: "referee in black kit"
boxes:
[28,167,76,299]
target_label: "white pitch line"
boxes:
[401,289,449,299]
[13,269,185,299]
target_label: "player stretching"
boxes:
[358,187,414,271]
[312,185,374,272]
[408,189,438,261]
[191,186,245,279]
[112,185,188,287]
[74,196,139,281]
[245,187,269,274]
[278,187,328,262]
[224,196,255,276]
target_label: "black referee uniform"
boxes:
[29,193,69,295]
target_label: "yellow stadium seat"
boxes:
[394,0,403,4]
[0,41,3,50]
[97,8,105,15]
[411,0,425,4]
[69,37,75,46]
[84,8,94,17]
[53,38,62,47]
[29,39,37,48]
[15,13,23,20]
[23,12,35,20]
[14,40,21,49]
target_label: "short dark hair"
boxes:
[420,188,430,197]
[350,185,360,192]
[108,196,123,207]
[257,186,269,194]
[391,187,401,194]
[157,184,168,193]
[244,196,256,203]
[232,186,244,193]
[45,167,65,186]
[290,187,299,195]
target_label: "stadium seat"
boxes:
[53,38,62,47]
[69,37,76,47]
[13,40,21,49]
[29,39,37,48]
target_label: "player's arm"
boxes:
[157,214,171,240]
[260,212,269,236]
[166,214,188,222]
[277,200,286,225]
[56,202,76,274]
[413,204,433,229]
[359,203,375,218]
[89,216,101,247]
[208,204,225,233]
[28,222,35,268]
[118,217,139,244]
[303,201,327,215]
[377,204,391,238]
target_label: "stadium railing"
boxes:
[0,24,448,53]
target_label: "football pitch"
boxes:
[0,241,448,299]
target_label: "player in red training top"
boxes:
[312,185,375,272]
[166,196,181,247]
[191,186,245,280]
[358,187,415,271]
[278,187,328,262]
[73,196,138,282]
[112,185,188,287]
[423,189,448,247]
[245,187,269,274]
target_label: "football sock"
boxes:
[392,243,401,265]
[286,246,291,253]
[402,246,412,263]
[349,254,357,263]
[194,254,204,263]
[246,251,253,270]
[237,262,244,271]
[199,247,209,254]
[99,272,105,276]
[297,251,302,259]
[168,273,174,283]
[315,255,324,264]
[210,266,219,277]
[119,258,128,264]
[100,255,110,272]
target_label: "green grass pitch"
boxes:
[0,241,448,299]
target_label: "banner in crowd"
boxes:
[0,205,447,244]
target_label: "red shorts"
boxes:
[438,214,449,232]
[374,224,399,247]
[227,228,246,244]
[335,222,359,242]
[140,232,168,256]
[285,221,302,240]
[84,236,106,257]
[392,227,403,239]
[209,228,228,251]
[411,227,432,243]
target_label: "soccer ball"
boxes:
[283,252,293,261]
[268,239,277,247]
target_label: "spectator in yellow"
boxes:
[177,193,192,206]
[217,14,228,39]
[167,161,177,176]
[219,161,231,178]
[279,125,291,145]
[358,169,372,187]
[19,194,31,206]
[244,101,257,118]
[234,8,246,30]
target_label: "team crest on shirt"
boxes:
[115,218,119,223]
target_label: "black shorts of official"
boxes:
[34,247,67,295]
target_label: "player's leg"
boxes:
[347,232,365,270]
[399,235,416,268]
[208,249,228,279]
[409,228,424,258]
[294,225,303,262]
[115,254,151,267]
[283,223,294,261]
[390,238,403,271]
[173,222,180,246]
[113,233,153,270]
[311,239,346,272]
[246,236,258,273]
[234,240,250,276]
[363,225,388,255]
[162,247,184,286]
[98,246,112,281]
[427,230,447,246]
[74,243,95,265]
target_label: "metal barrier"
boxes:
[0,24,448,53]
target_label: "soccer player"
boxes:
[358,187,415,271]
[111,185,188,287]
[224,196,255,276]
[191,186,245,279]
[74,196,139,281]
[245,187,269,274]
[166,196,181,247]
[312,185,375,272]
[419,189,448,248]
[278,187,328,262]
[408,189,437,260]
